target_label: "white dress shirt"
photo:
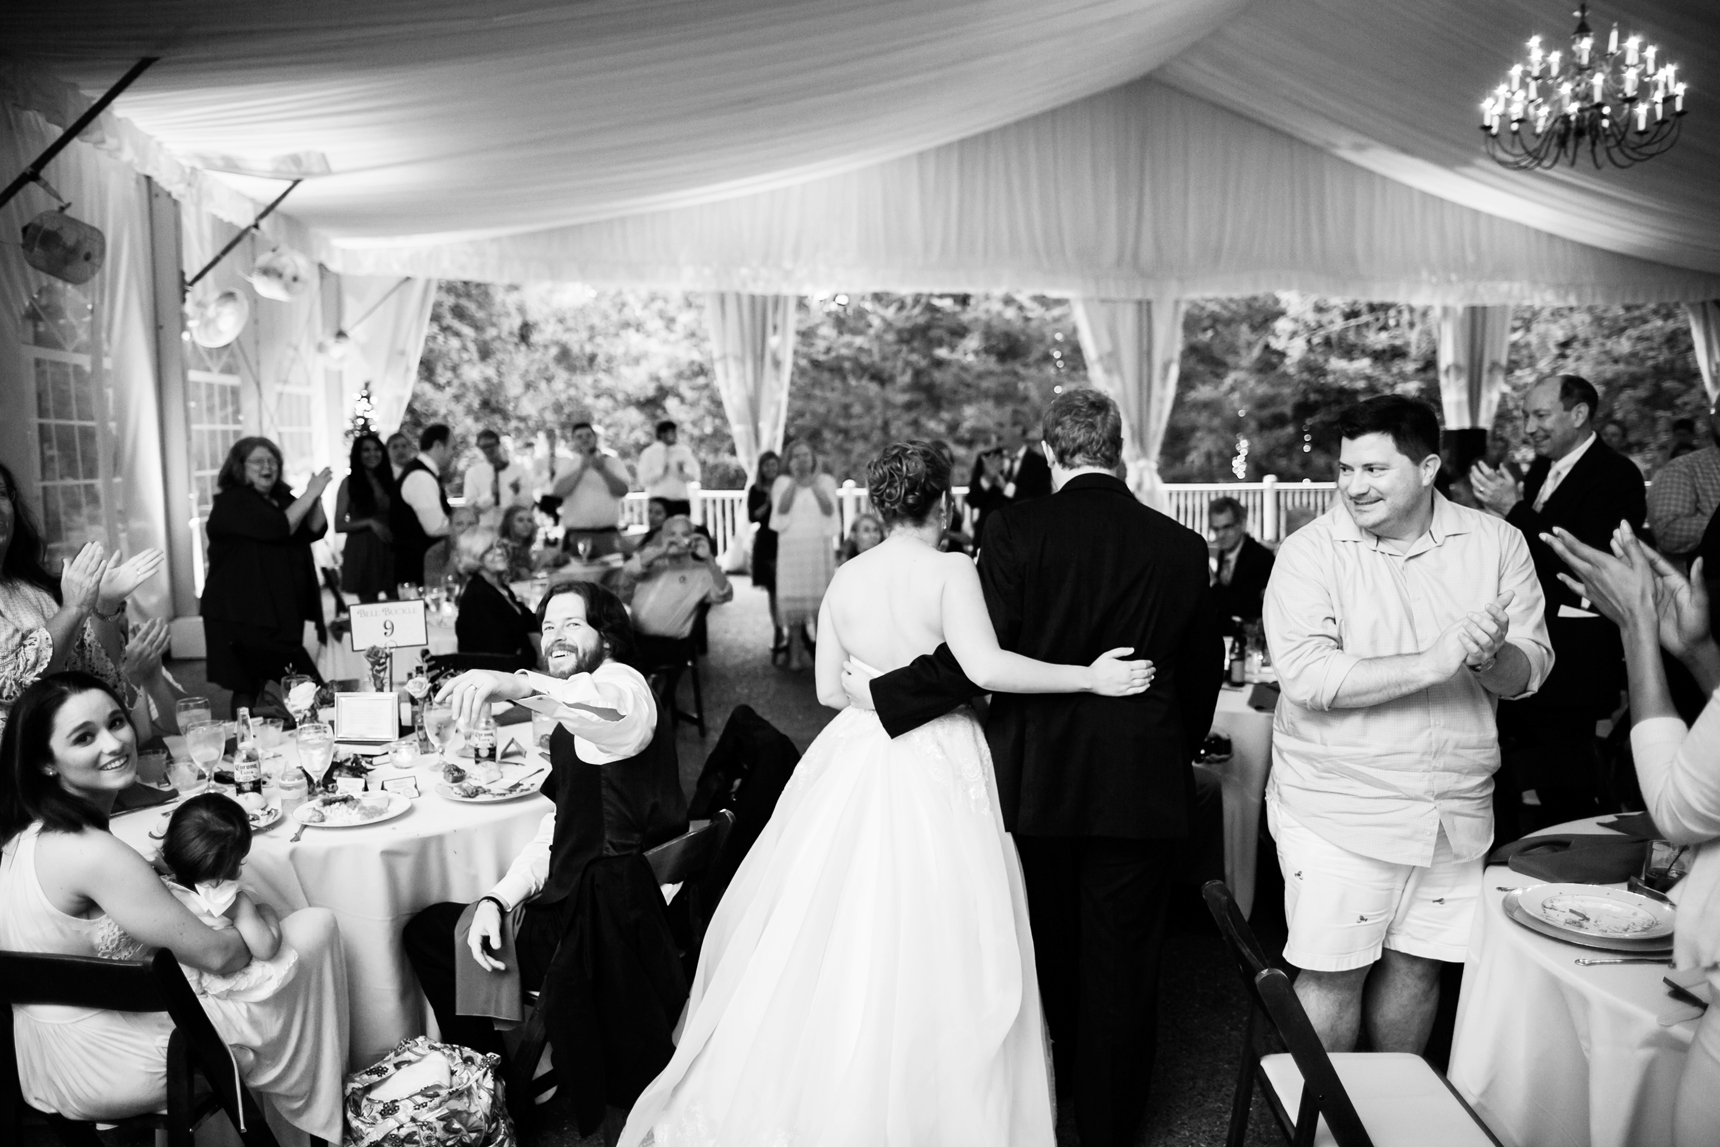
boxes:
[461,458,533,525]
[1532,432,1596,511]
[399,453,450,537]
[487,659,657,909]
[637,441,701,502]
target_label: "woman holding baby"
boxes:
[0,671,349,1142]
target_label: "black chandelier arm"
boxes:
[182,179,303,295]
[0,57,158,213]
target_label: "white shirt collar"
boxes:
[416,451,441,477]
[1545,432,1596,485]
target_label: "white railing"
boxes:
[625,476,1336,552]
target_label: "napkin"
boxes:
[1486,833,1648,884]
[1597,811,1663,841]
[191,879,242,918]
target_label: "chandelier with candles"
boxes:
[1480,4,1687,170]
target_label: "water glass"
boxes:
[168,759,208,796]
[423,702,456,762]
[576,536,594,562]
[175,696,213,730]
[185,721,226,772]
[396,582,421,601]
[530,711,557,755]
[135,750,170,786]
[296,723,337,791]
[252,717,286,750]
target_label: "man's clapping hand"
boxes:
[97,548,165,615]
[1427,591,1514,677]
[1469,461,1522,518]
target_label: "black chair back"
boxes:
[645,809,736,887]
[0,948,279,1147]
[1201,880,1374,1147]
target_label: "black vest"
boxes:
[536,704,687,905]
[391,457,450,585]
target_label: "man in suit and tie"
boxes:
[1472,374,1647,830]
[1208,495,1275,636]
[842,388,1223,1147]
[967,408,1055,541]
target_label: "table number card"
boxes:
[348,600,429,650]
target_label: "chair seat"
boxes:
[1260,1052,1498,1147]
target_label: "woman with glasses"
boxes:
[0,463,173,736]
[453,527,537,670]
[199,438,331,712]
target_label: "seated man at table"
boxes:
[402,580,687,1063]
[1264,395,1552,1054]
[620,515,733,668]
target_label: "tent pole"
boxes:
[0,57,158,211]
[182,179,302,294]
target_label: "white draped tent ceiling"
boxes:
[8,0,1720,303]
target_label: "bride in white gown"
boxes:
[621,441,1153,1147]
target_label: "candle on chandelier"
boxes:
[1608,24,1619,55]
[1645,44,1657,73]
[1675,82,1686,113]
[1625,36,1640,67]
[1624,67,1638,97]
[1635,101,1649,131]
[1528,35,1543,69]
[1510,64,1523,91]
[1591,72,1606,104]
[1548,49,1563,75]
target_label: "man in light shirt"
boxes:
[461,428,533,528]
[386,431,416,481]
[622,515,734,666]
[394,424,454,585]
[1265,395,1551,1054]
[554,421,633,559]
[636,419,701,519]
[402,581,684,1059]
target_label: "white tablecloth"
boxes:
[111,719,549,1067]
[1199,684,1275,918]
[1448,818,1696,1147]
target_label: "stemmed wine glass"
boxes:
[184,720,225,784]
[423,701,457,766]
[296,722,336,794]
[576,536,594,563]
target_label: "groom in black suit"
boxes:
[844,389,1222,1147]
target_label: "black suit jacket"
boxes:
[1010,447,1053,502]
[1211,534,1275,634]
[868,473,1223,839]
[1504,438,1647,711]
[455,575,538,669]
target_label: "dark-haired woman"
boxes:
[0,672,347,1139]
[0,463,173,736]
[747,451,783,656]
[622,441,1154,1147]
[334,432,396,604]
[200,438,331,711]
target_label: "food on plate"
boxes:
[442,762,468,784]
[299,792,398,826]
[452,781,487,799]
[237,791,267,812]
[300,805,327,823]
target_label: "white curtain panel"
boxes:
[1071,296,1186,509]
[703,292,798,484]
[330,81,1720,307]
[0,104,171,620]
[338,275,438,436]
[1687,302,1720,401]
[1436,305,1513,431]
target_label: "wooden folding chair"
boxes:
[1,947,283,1147]
[504,812,735,1126]
[1201,880,1501,1147]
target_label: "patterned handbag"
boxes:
[344,1036,517,1147]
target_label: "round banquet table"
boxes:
[110,717,550,1067]
[1199,683,1275,918]
[1447,817,1697,1147]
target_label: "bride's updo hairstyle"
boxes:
[867,440,952,527]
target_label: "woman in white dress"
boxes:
[770,440,839,670]
[0,672,348,1143]
[622,441,1154,1147]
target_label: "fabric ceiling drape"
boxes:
[339,275,438,436]
[1687,302,1720,401]
[330,81,1720,307]
[703,292,797,483]
[1070,296,1186,508]
[1436,306,1512,432]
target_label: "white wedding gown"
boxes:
[619,668,1055,1147]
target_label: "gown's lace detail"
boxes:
[90,915,148,962]
[643,1103,795,1147]
[902,709,991,813]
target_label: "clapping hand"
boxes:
[59,542,111,616]
[690,534,713,562]
[1087,648,1155,696]
[97,548,165,615]
[307,467,335,496]
[121,617,171,685]
[1426,591,1514,677]
[1541,523,1655,632]
[1469,461,1522,518]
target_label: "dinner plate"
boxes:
[1517,882,1676,941]
[436,765,547,804]
[147,800,281,838]
[1502,888,1674,954]
[291,791,411,829]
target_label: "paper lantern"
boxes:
[249,245,314,301]
[186,290,251,348]
[20,210,106,285]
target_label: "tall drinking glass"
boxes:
[175,696,213,730]
[423,701,456,766]
[576,536,594,562]
[185,720,226,778]
[296,723,337,793]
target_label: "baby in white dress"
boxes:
[160,793,297,1000]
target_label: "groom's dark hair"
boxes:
[1043,389,1123,470]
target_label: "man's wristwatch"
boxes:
[477,894,509,917]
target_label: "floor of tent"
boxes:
[30,576,1483,1147]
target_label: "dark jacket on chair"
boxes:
[1504,439,1647,712]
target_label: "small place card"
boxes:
[381,776,421,798]
[332,776,366,795]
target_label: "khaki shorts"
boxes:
[1268,800,1484,972]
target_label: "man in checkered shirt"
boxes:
[1647,396,1720,560]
